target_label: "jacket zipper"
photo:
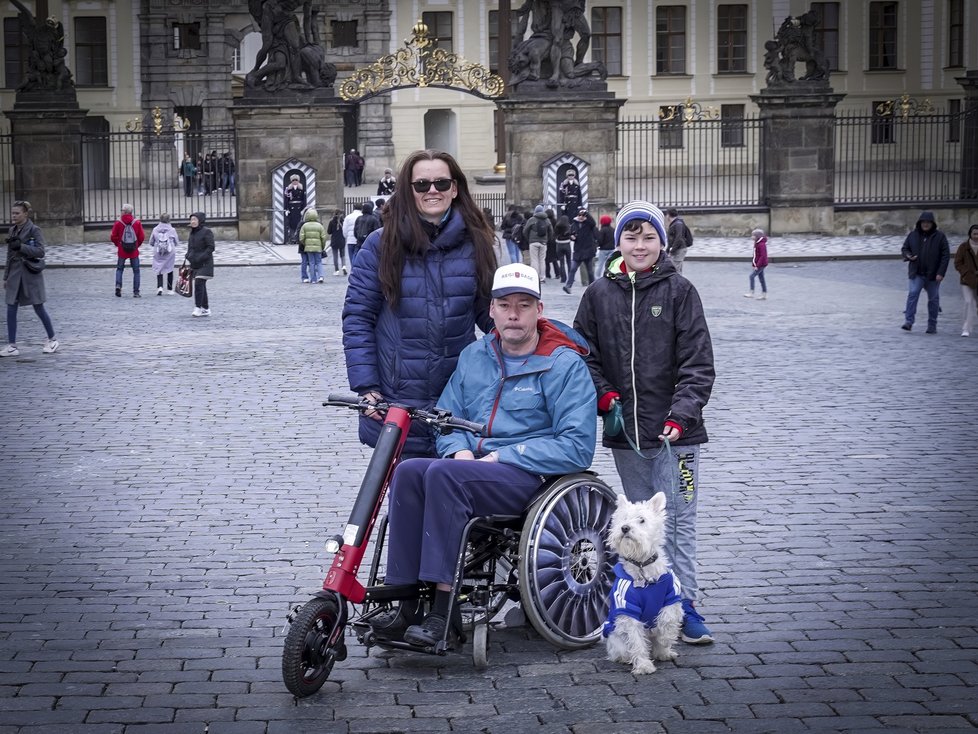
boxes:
[629,281,640,451]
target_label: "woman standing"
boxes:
[326,209,347,275]
[2,200,58,356]
[185,212,215,317]
[149,214,179,295]
[342,149,496,458]
[953,224,978,337]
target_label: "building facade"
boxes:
[1,1,975,237]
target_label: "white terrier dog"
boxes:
[603,493,684,674]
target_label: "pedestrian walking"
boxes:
[573,199,716,646]
[342,204,362,268]
[203,152,217,195]
[353,201,381,262]
[952,223,978,337]
[744,228,769,300]
[665,208,693,275]
[595,213,615,276]
[522,205,552,284]
[326,209,348,275]
[500,204,524,265]
[184,212,215,317]
[1,200,58,357]
[342,148,495,459]
[553,214,572,282]
[563,208,597,294]
[180,153,196,197]
[220,152,236,195]
[299,208,326,283]
[148,214,179,295]
[110,203,145,298]
[900,211,950,333]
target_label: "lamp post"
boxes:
[494,0,511,174]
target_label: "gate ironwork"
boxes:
[617,111,763,209]
[82,109,237,225]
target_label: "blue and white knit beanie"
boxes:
[613,200,668,247]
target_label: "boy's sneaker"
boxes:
[342,267,348,275]
[681,599,714,645]
[743,292,754,298]
[192,307,203,317]
[41,338,59,354]
[133,292,141,298]
[200,308,211,317]
[317,277,324,283]
[165,289,176,295]
[0,344,19,357]
[334,270,341,276]
[757,293,767,300]
[157,287,164,296]
[302,278,310,283]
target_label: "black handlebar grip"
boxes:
[450,417,485,435]
[324,393,363,406]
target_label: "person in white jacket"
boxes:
[342,207,362,269]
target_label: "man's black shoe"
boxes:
[901,323,912,331]
[368,604,419,641]
[403,612,447,647]
[926,327,937,334]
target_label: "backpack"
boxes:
[683,223,694,248]
[535,217,548,239]
[120,221,138,252]
[155,233,174,257]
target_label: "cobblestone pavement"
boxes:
[1,260,976,734]
[40,233,900,269]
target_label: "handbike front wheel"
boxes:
[282,596,344,697]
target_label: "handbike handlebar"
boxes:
[323,393,485,436]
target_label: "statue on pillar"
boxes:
[245,0,336,93]
[508,0,607,88]
[763,10,830,86]
[9,0,74,93]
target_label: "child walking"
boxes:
[745,228,769,299]
[573,200,716,645]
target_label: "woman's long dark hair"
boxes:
[378,149,495,307]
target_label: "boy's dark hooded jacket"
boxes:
[574,252,714,449]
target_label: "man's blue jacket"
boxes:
[435,319,597,476]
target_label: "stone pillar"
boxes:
[4,101,88,244]
[498,91,625,212]
[956,70,978,200]
[750,84,845,234]
[232,91,348,241]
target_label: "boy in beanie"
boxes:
[573,200,717,644]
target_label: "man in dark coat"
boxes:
[900,210,950,333]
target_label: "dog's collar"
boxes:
[620,552,658,567]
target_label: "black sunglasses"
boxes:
[411,178,454,193]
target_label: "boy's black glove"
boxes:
[7,237,21,251]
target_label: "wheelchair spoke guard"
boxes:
[518,473,616,649]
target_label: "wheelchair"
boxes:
[281,396,617,697]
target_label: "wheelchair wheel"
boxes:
[518,473,616,649]
[282,596,344,698]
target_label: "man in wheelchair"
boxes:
[371,263,598,647]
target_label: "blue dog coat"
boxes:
[602,562,682,637]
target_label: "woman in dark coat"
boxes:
[185,212,215,317]
[2,200,58,357]
[342,149,496,457]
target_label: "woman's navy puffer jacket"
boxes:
[342,208,492,455]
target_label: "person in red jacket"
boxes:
[110,203,146,298]
[744,228,769,300]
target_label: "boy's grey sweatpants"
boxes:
[612,444,701,602]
